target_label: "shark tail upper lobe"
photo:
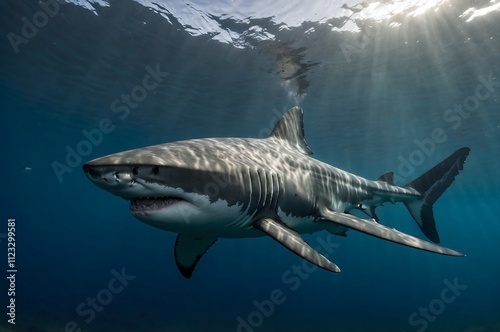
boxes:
[403,147,470,243]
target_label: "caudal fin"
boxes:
[404,147,470,243]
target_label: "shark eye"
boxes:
[132,167,139,175]
[152,166,159,175]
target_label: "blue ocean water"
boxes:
[1,1,500,331]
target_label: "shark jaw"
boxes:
[129,197,186,214]
[128,196,199,229]
[83,107,469,279]
[127,195,210,234]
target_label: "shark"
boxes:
[83,107,470,278]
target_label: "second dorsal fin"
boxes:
[377,172,395,185]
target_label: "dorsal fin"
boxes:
[269,107,313,155]
[377,172,395,185]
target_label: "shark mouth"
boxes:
[129,197,185,213]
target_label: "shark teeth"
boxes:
[129,197,183,213]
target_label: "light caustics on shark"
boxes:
[83,107,470,278]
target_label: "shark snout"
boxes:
[82,164,102,179]
[83,164,132,183]
[82,162,175,199]
[82,160,138,192]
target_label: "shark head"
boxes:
[82,139,254,235]
[83,107,313,237]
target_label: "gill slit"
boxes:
[259,169,281,213]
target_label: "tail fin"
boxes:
[404,147,470,243]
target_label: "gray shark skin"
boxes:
[83,107,470,278]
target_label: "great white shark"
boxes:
[83,107,470,278]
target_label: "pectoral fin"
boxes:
[253,218,340,272]
[319,208,464,256]
[174,234,218,279]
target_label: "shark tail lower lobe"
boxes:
[403,147,470,243]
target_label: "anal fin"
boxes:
[253,218,340,272]
[358,204,379,222]
[174,234,218,279]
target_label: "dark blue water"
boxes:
[1,1,500,331]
